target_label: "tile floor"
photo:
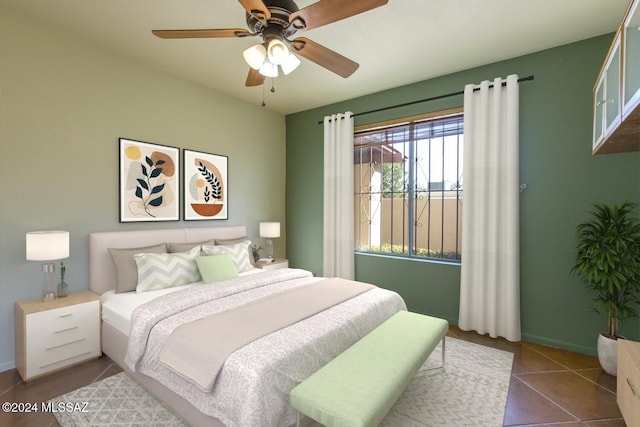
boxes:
[0,326,627,426]
[448,326,625,426]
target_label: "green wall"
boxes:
[286,34,640,355]
[0,5,286,370]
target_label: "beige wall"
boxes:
[356,198,463,257]
[0,5,286,370]
[355,164,462,257]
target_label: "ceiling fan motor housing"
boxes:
[246,0,300,38]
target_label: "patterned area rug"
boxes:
[51,337,513,426]
[382,338,514,426]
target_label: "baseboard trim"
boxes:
[0,360,16,373]
[521,333,597,357]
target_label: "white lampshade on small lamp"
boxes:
[26,231,69,301]
[259,222,280,259]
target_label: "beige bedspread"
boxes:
[158,278,374,392]
[124,268,407,427]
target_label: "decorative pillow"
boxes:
[214,236,249,245]
[134,246,201,292]
[109,243,167,293]
[195,254,239,283]
[202,240,253,273]
[167,240,215,253]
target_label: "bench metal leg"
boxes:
[425,336,446,372]
[296,410,300,427]
[441,336,446,369]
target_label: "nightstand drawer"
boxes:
[26,301,100,370]
[15,291,101,381]
[29,335,98,377]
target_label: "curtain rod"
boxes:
[318,75,534,124]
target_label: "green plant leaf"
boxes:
[572,201,640,337]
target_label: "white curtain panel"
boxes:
[459,75,521,342]
[323,112,355,279]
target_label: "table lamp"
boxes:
[26,231,69,301]
[259,222,280,260]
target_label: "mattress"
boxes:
[101,268,264,336]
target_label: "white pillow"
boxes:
[134,246,201,292]
[202,240,253,273]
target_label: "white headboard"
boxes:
[89,226,247,295]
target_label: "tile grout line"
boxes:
[507,374,580,425]
[0,377,22,399]
[90,362,119,384]
[523,344,618,397]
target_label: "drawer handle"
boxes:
[54,326,78,334]
[46,338,85,351]
[627,378,638,397]
[58,313,73,318]
[40,351,91,369]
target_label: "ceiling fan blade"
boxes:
[152,28,253,39]
[290,37,359,78]
[246,68,265,87]
[237,0,271,23]
[289,0,388,31]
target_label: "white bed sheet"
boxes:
[101,268,263,336]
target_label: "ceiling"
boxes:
[0,0,630,114]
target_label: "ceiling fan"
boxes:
[152,0,389,87]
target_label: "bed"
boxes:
[89,226,406,427]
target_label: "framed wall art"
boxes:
[119,138,180,222]
[184,149,228,220]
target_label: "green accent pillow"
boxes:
[195,254,239,283]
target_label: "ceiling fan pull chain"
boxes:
[261,83,266,107]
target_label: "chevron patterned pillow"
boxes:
[134,246,201,292]
[202,240,253,273]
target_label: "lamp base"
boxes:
[43,292,56,302]
[265,238,274,259]
[42,262,57,302]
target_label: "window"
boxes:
[354,109,463,262]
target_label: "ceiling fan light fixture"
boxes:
[267,38,290,65]
[280,52,301,75]
[243,44,267,70]
[259,59,278,78]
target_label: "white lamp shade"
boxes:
[281,53,301,75]
[243,44,267,70]
[258,59,278,78]
[26,231,69,261]
[267,39,289,65]
[260,222,280,238]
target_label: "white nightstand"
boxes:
[254,258,289,270]
[15,290,101,381]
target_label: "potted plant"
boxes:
[572,201,640,376]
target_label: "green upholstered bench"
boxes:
[289,310,448,427]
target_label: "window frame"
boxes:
[354,107,464,264]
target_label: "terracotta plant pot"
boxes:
[190,203,223,217]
